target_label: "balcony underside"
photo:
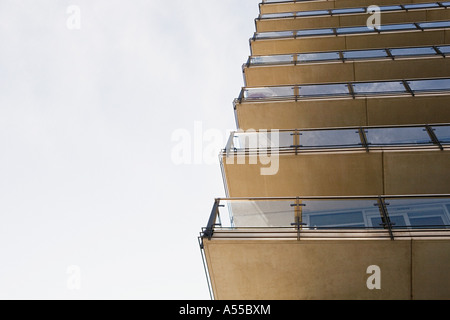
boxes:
[257,9,449,33]
[203,237,450,300]
[260,0,443,14]
[221,149,450,197]
[251,29,450,55]
[244,56,450,87]
[235,94,450,130]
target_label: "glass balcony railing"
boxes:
[259,2,450,20]
[237,78,450,102]
[246,45,450,66]
[223,124,449,154]
[201,195,450,241]
[253,20,450,40]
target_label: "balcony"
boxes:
[220,124,450,197]
[259,0,450,15]
[200,195,450,300]
[250,21,450,55]
[243,45,450,87]
[234,77,450,130]
[256,2,450,32]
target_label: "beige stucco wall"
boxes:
[260,0,443,14]
[251,30,449,56]
[222,150,450,197]
[204,238,450,300]
[235,95,450,130]
[244,57,450,87]
[256,9,449,33]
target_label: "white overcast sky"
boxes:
[0,0,260,299]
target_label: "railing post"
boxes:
[203,199,221,241]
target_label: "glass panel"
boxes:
[343,49,387,59]
[407,78,450,92]
[228,200,295,228]
[386,198,450,228]
[365,127,432,146]
[298,51,340,62]
[331,8,366,15]
[437,45,450,55]
[390,46,437,57]
[432,125,450,144]
[379,23,416,31]
[370,215,407,229]
[419,21,450,29]
[254,31,294,39]
[296,10,329,17]
[260,12,295,19]
[298,83,349,97]
[379,5,403,11]
[302,199,377,229]
[352,81,406,94]
[442,2,450,7]
[234,131,291,150]
[337,26,373,34]
[297,28,334,36]
[298,129,361,148]
[244,86,295,99]
[250,55,294,65]
[403,3,440,9]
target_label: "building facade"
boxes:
[200,0,450,300]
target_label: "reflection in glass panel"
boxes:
[250,55,294,65]
[228,200,295,227]
[296,10,329,17]
[302,200,377,229]
[299,83,349,97]
[365,127,432,146]
[419,21,450,29]
[234,131,291,150]
[437,45,450,55]
[331,8,366,14]
[298,51,340,62]
[432,125,450,143]
[390,46,436,57]
[352,81,406,94]
[343,49,387,59]
[244,87,295,99]
[408,79,450,92]
[403,3,440,9]
[385,198,450,228]
[297,28,334,36]
[371,215,407,229]
[337,26,373,34]
[299,129,361,148]
[255,31,294,39]
[260,12,294,19]
[379,5,402,11]
[379,23,416,31]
